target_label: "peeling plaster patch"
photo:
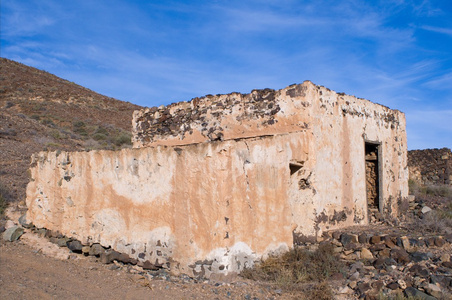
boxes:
[66,196,74,207]
[204,242,257,276]
[91,209,126,243]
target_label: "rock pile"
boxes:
[30,227,168,271]
[313,230,452,299]
[408,148,451,186]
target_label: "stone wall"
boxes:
[26,81,408,278]
[408,148,451,186]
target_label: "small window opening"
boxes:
[289,160,304,175]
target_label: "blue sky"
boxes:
[1,0,451,150]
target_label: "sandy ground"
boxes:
[0,237,296,300]
[0,207,297,300]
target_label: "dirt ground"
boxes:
[0,229,296,300]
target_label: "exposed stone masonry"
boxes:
[132,88,283,146]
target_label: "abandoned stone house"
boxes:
[26,80,408,278]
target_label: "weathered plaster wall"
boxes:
[133,81,408,232]
[27,134,310,277]
[26,81,408,277]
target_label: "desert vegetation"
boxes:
[241,243,341,298]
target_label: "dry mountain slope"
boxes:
[0,57,142,204]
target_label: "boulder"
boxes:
[360,248,374,260]
[66,240,83,253]
[18,214,32,228]
[369,235,381,244]
[400,236,412,251]
[439,253,450,262]
[391,248,411,263]
[2,226,24,241]
[358,233,368,244]
[56,237,71,247]
[404,287,437,300]
[100,250,121,264]
[340,233,358,246]
[387,282,399,290]
[421,206,432,214]
[434,237,445,247]
[357,282,371,295]
[89,243,105,256]
[411,252,429,262]
[409,264,429,277]
[5,220,15,229]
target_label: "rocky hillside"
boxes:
[0,58,142,204]
[408,148,451,186]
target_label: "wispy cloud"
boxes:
[420,25,452,37]
[423,72,452,90]
[1,0,451,149]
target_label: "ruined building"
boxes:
[26,81,408,278]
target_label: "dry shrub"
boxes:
[306,281,334,300]
[0,183,11,216]
[241,242,342,292]
[412,210,452,235]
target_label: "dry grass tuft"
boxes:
[241,242,342,295]
[0,183,11,216]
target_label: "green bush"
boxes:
[73,121,85,128]
[41,118,55,127]
[49,129,64,140]
[92,133,108,141]
[114,132,132,147]
[94,127,109,136]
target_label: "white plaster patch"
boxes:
[205,242,257,274]
[91,209,126,243]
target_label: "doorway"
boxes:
[365,142,380,221]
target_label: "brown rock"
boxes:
[425,237,435,247]
[332,231,342,240]
[369,235,381,244]
[440,253,450,262]
[360,248,374,260]
[384,239,396,248]
[409,264,429,277]
[357,282,371,294]
[391,248,411,263]
[425,283,442,299]
[434,237,445,247]
[387,282,398,290]
[400,236,411,250]
[369,243,386,252]
[372,280,384,289]
[358,233,368,244]
[344,242,360,251]
[378,248,391,258]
